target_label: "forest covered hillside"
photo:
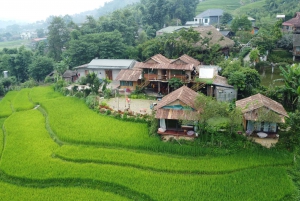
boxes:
[196,0,300,26]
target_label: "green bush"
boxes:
[267,50,293,64]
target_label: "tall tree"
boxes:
[47,16,70,61]
[231,15,252,32]
[28,56,55,82]
[9,46,33,82]
[64,31,127,67]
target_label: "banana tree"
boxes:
[275,64,300,110]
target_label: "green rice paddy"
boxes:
[0,86,297,200]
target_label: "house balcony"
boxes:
[143,74,190,83]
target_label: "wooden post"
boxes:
[158,82,161,93]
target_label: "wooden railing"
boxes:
[144,74,189,82]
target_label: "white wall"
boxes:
[112,70,121,80]
[77,69,122,81]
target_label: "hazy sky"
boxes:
[0,0,112,22]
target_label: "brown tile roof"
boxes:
[155,108,198,120]
[178,54,200,66]
[193,26,235,49]
[236,93,288,118]
[115,69,141,81]
[155,86,199,110]
[145,54,171,64]
[213,75,233,88]
[283,12,300,26]
[134,62,194,71]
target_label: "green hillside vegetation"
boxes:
[0,40,29,50]
[196,0,242,13]
[232,1,266,16]
[0,86,298,200]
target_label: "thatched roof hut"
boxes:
[193,26,235,49]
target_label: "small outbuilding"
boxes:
[154,86,199,138]
[236,93,288,138]
[63,70,78,82]
[115,69,142,92]
[74,59,136,81]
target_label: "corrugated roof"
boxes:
[115,69,142,81]
[213,75,233,88]
[155,108,198,120]
[156,26,190,34]
[73,64,89,69]
[236,93,288,117]
[195,9,223,18]
[193,26,235,49]
[155,86,199,110]
[63,70,77,78]
[87,59,136,69]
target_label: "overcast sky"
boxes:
[0,0,112,22]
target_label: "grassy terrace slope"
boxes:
[196,0,265,15]
[39,94,213,156]
[0,86,297,200]
[1,110,295,200]
[0,91,18,118]
[0,40,30,50]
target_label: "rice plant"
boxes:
[55,145,293,174]
[12,88,34,111]
[0,91,18,117]
[0,181,130,201]
[29,86,62,104]
[0,110,296,201]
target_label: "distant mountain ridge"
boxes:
[0,0,140,29]
[64,0,140,24]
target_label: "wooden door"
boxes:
[105,70,112,80]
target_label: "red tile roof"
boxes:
[282,12,300,27]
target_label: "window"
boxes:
[204,18,208,24]
[120,81,133,86]
[171,70,184,75]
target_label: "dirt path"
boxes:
[105,98,156,115]
[250,137,278,148]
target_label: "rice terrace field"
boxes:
[0,86,298,200]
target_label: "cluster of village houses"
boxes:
[61,8,297,139]
[63,52,288,140]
